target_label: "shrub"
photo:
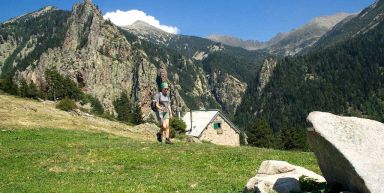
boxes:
[91,97,104,115]
[19,79,39,99]
[80,94,104,115]
[170,117,187,135]
[56,97,77,112]
[298,175,327,193]
[169,127,176,139]
[0,76,19,95]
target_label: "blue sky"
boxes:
[0,0,374,41]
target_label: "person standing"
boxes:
[155,82,173,144]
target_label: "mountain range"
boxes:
[0,0,267,117]
[1,0,383,146]
[207,12,353,56]
[236,0,384,143]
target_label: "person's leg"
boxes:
[157,112,164,142]
[164,113,173,144]
[165,118,170,139]
[162,119,167,140]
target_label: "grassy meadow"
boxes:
[0,93,320,192]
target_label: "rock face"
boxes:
[12,0,160,113]
[307,111,384,193]
[210,71,247,114]
[244,160,325,193]
[257,58,277,94]
[1,0,260,117]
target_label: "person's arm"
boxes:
[155,94,162,110]
[156,101,161,110]
[168,104,172,117]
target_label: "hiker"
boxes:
[155,82,173,144]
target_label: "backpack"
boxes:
[151,100,158,112]
[151,93,160,112]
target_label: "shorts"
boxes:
[158,111,170,122]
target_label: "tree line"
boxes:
[0,69,144,125]
[236,19,384,151]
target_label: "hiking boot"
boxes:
[165,138,173,144]
[156,132,162,143]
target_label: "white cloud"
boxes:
[103,9,179,34]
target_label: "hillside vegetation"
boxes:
[236,2,384,150]
[0,93,319,192]
[0,93,154,140]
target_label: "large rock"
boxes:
[307,111,384,193]
[244,160,325,193]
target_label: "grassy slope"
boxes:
[0,93,320,192]
[0,93,156,140]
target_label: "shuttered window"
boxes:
[213,122,221,129]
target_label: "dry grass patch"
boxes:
[0,93,158,140]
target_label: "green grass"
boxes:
[0,128,319,193]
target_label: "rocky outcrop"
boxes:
[307,111,384,193]
[0,36,17,75]
[2,0,252,117]
[210,70,247,114]
[257,58,277,94]
[15,0,158,113]
[244,160,325,193]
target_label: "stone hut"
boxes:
[182,110,240,146]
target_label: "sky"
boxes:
[0,0,375,41]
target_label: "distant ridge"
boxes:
[208,12,353,56]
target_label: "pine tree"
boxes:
[113,92,133,123]
[280,127,308,150]
[91,97,104,115]
[45,69,83,101]
[132,102,144,125]
[0,76,19,95]
[27,82,39,99]
[19,79,28,98]
[246,118,275,148]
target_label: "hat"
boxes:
[160,82,169,89]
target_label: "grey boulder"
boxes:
[244,160,325,193]
[307,111,384,193]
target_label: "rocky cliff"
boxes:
[122,20,263,114]
[1,0,258,117]
[2,0,165,114]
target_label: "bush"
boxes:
[170,117,187,135]
[91,97,104,115]
[297,175,327,193]
[100,112,116,121]
[19,79,39,99]
[56,97,77,112]
[0,76,19,95]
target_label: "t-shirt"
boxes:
[155,92,171,112]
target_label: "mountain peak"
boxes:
[310,12,354,29]
[207,34,264,50]
[3,6,57,24]
[127,20,171,34]
[131,20,157,28]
